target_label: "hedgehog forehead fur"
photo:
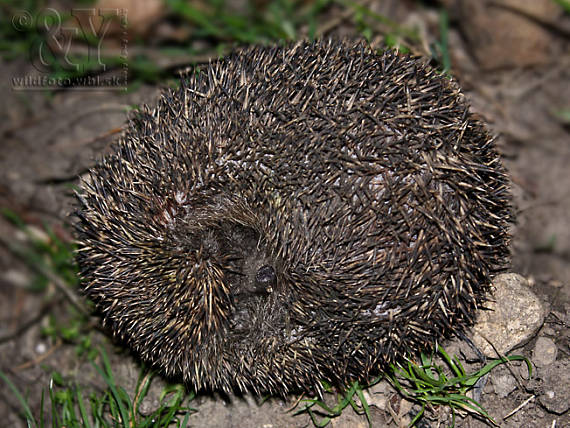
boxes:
[75,39,511,395]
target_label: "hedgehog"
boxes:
[75,39,511,395]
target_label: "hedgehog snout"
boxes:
[255,265,276,293]
[237,251,275,297]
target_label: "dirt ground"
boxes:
[0,1,569,427]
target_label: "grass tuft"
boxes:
[1,347,195,427]
[293,346,532,427]
[294,380,374,427]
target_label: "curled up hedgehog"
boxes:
[75,39,511,395]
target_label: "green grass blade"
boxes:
[0,370,37,428]
[303,398,337,415]
[75,386,92,428]
[408,402,425,427]
[166,0,224,38]
[354,386,372,426]
[465,355,531,387]
[157,385,185,426]
[133,371,153,420]
[48,379,59,428]
[308,408,332,427]
[180,408,191,428]
[90,349,130,426]
[39,389,45,428]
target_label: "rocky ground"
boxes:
[0,0,569,427]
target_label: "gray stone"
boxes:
[472,273,547,357]
[492,373,517,398]
[537,360,570,414]
[532,337,558,367]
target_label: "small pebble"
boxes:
[492,374,517,398]
[532,337,557,367]
[35,342,47,354]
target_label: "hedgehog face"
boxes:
[155,195,284,336]
[191,221,278,335]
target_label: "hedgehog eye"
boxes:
[254,265,276,293]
